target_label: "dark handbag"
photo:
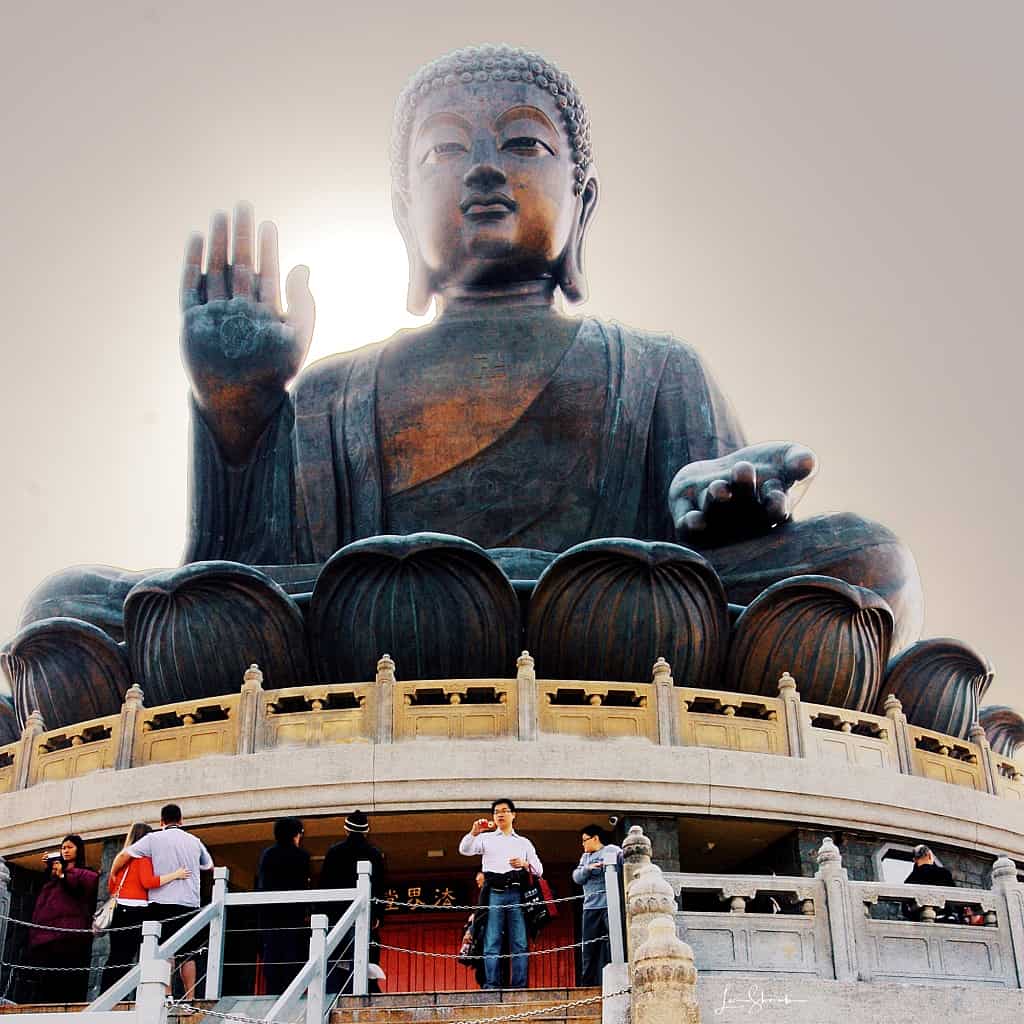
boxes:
[522,872,550,936]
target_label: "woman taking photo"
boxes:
[100,823,190,992]
[25,835,99,1004]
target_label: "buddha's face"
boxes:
[405,80,579,291]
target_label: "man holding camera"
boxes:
[458,799,543,990]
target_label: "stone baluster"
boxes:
[376,654,395,744]
[652,657,677,746]
[626,863,678,960]
[0,855,10,997]
[115,684,144,770]
[882,694,913,774]
[990,856,1024,988]
[14,710,44,790]
[237,664,264,755]
[622,824,652,890]
[814,836,858,982]
[969,722,1000,795]
[516,651,537,741]
[632,917,701,1024]
[776,671,805,757]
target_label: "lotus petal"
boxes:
[979,705,1024,758]
[878,638,993,738]
[526,539,728,684]
[310,533,520,682]
[124,561,309,704]
[1,617,132,729]
[725,575,893,710]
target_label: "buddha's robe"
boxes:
[184,318,746,565]
[21,318,922,648]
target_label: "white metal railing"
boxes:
[0,860,373,1024]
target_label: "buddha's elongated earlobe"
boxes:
[393,192,432,315]
[557,175,600,304]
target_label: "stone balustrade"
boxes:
[0,656,1022,803]
[663,836,1024,988]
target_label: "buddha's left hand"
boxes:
[669,442,817,545]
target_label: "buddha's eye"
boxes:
[501,136,554,156]
[421,141,468,165]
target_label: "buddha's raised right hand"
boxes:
[180,202,315,464]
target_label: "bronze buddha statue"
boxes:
[7,45,993,737]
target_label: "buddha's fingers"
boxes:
[231,201,255,299]
[285,265,315,346]
[729,460,756,499]
[206,211,229,301]
[257,221,281,315]
[181,233,204,311]
[760,480,789,523]
[782,444,817,484]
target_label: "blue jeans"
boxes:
[484,888,528,988]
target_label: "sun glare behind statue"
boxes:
[279,217,431,364]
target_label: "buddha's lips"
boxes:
[461,193,517,217]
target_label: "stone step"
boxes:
[329,989,602,1024]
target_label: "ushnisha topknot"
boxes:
[391,44,593,201]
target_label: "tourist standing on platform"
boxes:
[101,823,190,992]
[903,845,954,886]
[24,836,99,1005]
[255,817,311,994]
[572,825,623,986]
[459,799,543,990]
[109,803,214,998]
[320,811,387,992]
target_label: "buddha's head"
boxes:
[391,45,599,313]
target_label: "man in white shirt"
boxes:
[110,803,214,998]
[459,798,542,989]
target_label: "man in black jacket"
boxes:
[255,817,311,993]
[320,811,387,992]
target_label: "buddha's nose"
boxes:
[463,162,507,190]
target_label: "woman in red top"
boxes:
[100,823,189,993]
[25,834,99,1005]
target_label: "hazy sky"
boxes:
[1,2,1020,709]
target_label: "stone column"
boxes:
[516,651,537,741]
[651,657,677,746]
[14,710,44,790]
[134,920,171,1023]
[0,856,10,1001]
[882,694,913,775]
[87,837,124,1000]
[814,837,858,982]
[632,917,701,1024]
[237,663,264,755]
[990,856,1024,988]
[970,722,1000,795]
[115,684,144,770]
[623,816,680,872]
[375,654,396,744]
[777,672,806,757]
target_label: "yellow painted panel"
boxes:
[414,716,452,738]
[322,718,363,742]
[148,737,180,764]
[739,728,772,754]
[694,723,730,747]
[605,716,640,738]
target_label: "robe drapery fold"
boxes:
[183,318,746,566]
